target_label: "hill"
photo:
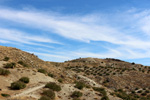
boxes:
[0,45,150,100]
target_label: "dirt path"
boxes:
[10,83,45,98]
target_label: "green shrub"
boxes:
[10,81,26,90]
[73,98,81,100]
[75,81,85,90]
[48,73,54,77]
[101,96,109,100]
[38,69,47,74]
[18,61,29,67]
[114,90,137,100]
[0,68,10,75]
[39,96,51,100]
[71,91,83,98]
[1,93,10,97]
[3,57,9,61]
[19,77,29,83]
[58,79,63,83]
[42,90,55,100]
[4,62,16,69]
[93,87,106,96]
[45,82,61,91]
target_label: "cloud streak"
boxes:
[0,8,150,62]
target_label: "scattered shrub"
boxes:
[38,69,47,74]
[71,91,83,98]
[137,90,142,93]
[1,93,10,97]
[48,73,54,77]
[101,96,109,100]
[58,79,63,83]
[75,81,85,90]
[18,61,29,67]
[73,98,81,100]
[114,90,137,100]
[45,82,61,91]
[0,68,10,75]
[42,90,55,100]
[10,81,26,90]
[3,57,9,61]
[19,77,29,83]
[39,96,51,100]
[93,87,106,96]
[4,62,16,68]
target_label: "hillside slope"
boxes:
[0,45,150,100]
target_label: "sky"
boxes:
[0,0,150,65]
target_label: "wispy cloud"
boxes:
[0,28,58,48]
[0,7,150,62]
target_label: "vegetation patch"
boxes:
[4,62,16,68]
[75,81,85,90]
[1,93,10,97]
[0,68,10,75]
[71,91,83,98]
[38,68,47,74]
[19,77,30,83]
[41,89,55,100]
[3,57,9,61]
[48,72,54,77]
[93,87,106,96]
[45,82,61,91]
[39,96,51,100]
[10,81,26,90]
[58,79,63,83]
[18,61,29,67]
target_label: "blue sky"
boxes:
[0,0,150,65]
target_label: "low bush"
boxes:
[4,62,16,68]
[101,96,109,100]
[39,96,51,100]
[42,90,55,100]
[71,91,82,98]
[38,69,47,74]
[48,73,54,77]
[73,98,81,100]
[19,77,29,83]
[18,61,29,67]
[75,81,85,90]
[114,90,137,100]
[1,93,10,97]
[10,81,26,90]
[93,87,106,96]
[3,57,9,61]
[58,79,63,83]
[45,82,61,91]
[0,68,10,75]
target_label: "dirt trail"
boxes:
[10,83,45,99]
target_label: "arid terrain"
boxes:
[0,45,150,100]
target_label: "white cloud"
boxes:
[0,28,58,47]
[0,8,150,61]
